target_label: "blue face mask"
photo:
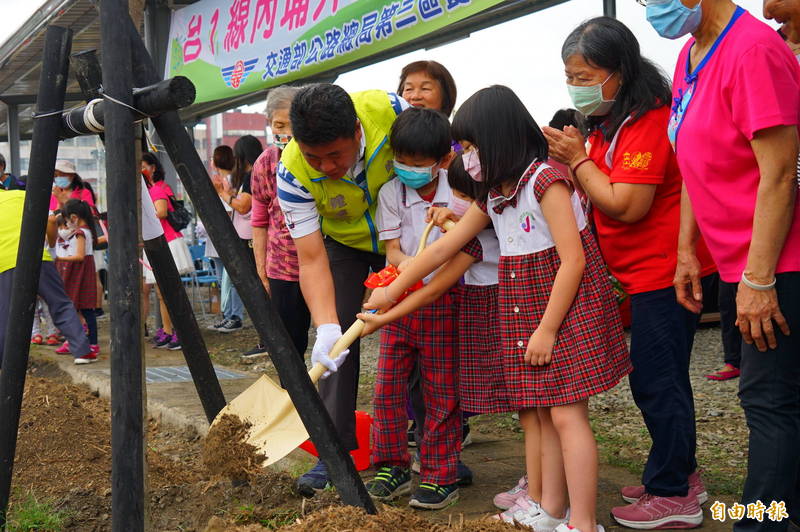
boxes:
[54,177,71,188]
[393,161,436,189]
[646,0,703,40]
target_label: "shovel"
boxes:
[209,218,455,466]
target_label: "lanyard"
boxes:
[669,6,745,152]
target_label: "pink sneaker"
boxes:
[621,470,708,505]
[612,493,703,529]
[89,344,100,356]
[492,493,539,524]
[493,474,528,510]
[55,341,71,354]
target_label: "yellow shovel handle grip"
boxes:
[413,219,457,257]
[308,319,366,384]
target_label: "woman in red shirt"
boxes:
[544,17,716,530]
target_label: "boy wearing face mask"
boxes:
[367,107,462,510]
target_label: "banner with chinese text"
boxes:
[166,0,504,104]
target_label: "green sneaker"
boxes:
[365,465,411,501]
[409,482,459,510]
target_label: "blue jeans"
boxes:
[629,279,708,497]
[220,264,244,321]
[734,272,800,532]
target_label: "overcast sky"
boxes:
[2,0,773,126]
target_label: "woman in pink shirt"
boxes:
[249,86,310,360]
[141,152,194,351]
[646,1,800,531]
[50,160,95,211]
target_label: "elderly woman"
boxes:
[248,86,311,361]
[646,1,800,531]
[543,17,717,529]
[397,60,457,117]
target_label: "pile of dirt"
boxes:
[202,414,266,483]
[281,504,521,531]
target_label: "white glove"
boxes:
[312,323,350,379]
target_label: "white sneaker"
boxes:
[554,524,605,532]
[516,507,569,531]
[493,494,540,524]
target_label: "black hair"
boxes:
[82,180,97,204]
[549,108,589,137]
[290,84,357,146]
[451,85,548,193]
[231,135,263,191]
[561,17,672,140]
[389,107,451,161]
[141,152,165,183]
[63,199,98,245]
[0,154,5,171]
[446,153,481,201]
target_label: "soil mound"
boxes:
[283,504,521,531]
[202,414,266,483]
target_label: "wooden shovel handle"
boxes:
[413,219,456,257]
[308,318,367,384]
[308,219,457,384]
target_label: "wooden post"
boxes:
[143,237,227,422]
[101,0,146,529]
[71,49,227,424]
[124,15,377,514]
[0,25,72,527]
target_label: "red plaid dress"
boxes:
[57,256,97,310]
[480,161,630,408]
[459,235,512,414]
[373,288,462,485]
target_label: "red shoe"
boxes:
[621,470,708,504]
[55,341,71,354]
[89,344,100,356]
[46,334,60,345]
[705,364,740,381]
[31,334,44,345]
[612,493,703,529]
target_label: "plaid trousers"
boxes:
[373,289,461,485]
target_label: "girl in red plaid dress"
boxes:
[55,199,99,359]
[366,86,630,532]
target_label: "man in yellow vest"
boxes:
[278,84,407,495]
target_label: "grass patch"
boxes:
[7,491,67,532]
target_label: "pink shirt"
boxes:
[671,9,800,282]
[250,146,299,282]
[148,180,182,243]
[49,187,94,211]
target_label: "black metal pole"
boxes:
[143,237,227,422]
[0,25,72,527]
[101,1,145,529]
[124,15,376,514]
[72,48,227,425]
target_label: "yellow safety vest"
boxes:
[280,90,398,254]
